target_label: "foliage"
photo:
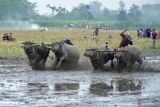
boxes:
[44,1,160,27]
[0,0,37,20]
[0,0,160,28]
[118,1,127,22]
[128,4,141,22]
[70,3,94,20]
[141,4,160,23]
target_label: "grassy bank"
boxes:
[0,29,159,57]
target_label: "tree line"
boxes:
[0,0,160,28]
[46,1,160,23]
[0,0,36,20]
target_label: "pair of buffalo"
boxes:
[84,45,143,71]
[22,39,80,70]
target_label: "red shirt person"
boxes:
[151,28,158,48]
[119,29,133,48]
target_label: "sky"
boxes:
[28,0,160,15]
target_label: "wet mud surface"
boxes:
[0,57,160,107]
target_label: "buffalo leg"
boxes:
[56,54,68,69]
[97,52,105,70]
[53,57,59,69]
[91,59,98,70]
[117,59,126,72]
[117,59,122,72]
[127,63,132,72]
[111,60,114,68]
[137,56,143,70]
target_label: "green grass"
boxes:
[0,29,159,57]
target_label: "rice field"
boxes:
[0,28,159,57]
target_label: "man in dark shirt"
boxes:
[119,29,133,48]
[94,27,99,37]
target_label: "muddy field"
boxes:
[0,57,160,107]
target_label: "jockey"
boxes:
[119,29,133,48]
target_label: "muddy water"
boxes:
[0,58,160,107]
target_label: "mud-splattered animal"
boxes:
[22,41,50,70]
[84,47,115,70]
[48,40,80,69]
[115,45,143,71]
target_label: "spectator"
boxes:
[137,28,144,38]
[83,32,87,39]
[3,33,9,41]
[151,28,158,49]
[2,32,15,41]
[93,27,99,39]
[145,28,151,38]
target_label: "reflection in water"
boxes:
[1,61,160,107]
[54,83,79,91]
[117,79,142,92]
[90,83,113,96]
[27,83,49,94]
[90,79,142,96]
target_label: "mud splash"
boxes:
[0,57,160,107]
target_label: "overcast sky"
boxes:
[28,0,160,15]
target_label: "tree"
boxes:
[88,1,103,20]
[102,7,111,20]
[128,4,141,21]
[118,1,127,22]
[119,0,125,10]
[70,3,94,20]
[54,7,69,19]
[46,4,56,16]
[118,10,127,21]
[46,5,69,19]
[0,0,36,20]
[141,4,160,22]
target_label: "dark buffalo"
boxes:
[22,41,50,70]
[84,47,115,70]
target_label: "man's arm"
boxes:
[120,29,128,39]
[120,29,128,36]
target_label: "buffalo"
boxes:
[44,39,80,69]
[115,45,143,72]
[84,47,115,70]
[22,41,50,70]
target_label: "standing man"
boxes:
[93,27,99,39]
[92,27,99,48]
[151,28,158,49]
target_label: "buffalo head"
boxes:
[22,41,37,55]
[22,41,50,70]
[84,48,97,58]
[84,48,98,70]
